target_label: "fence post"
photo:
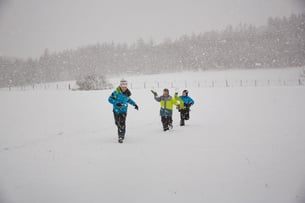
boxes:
[212,80,214,88]
[299,79,302,86]
[198,82,200,88]
[144,82,146,89]
[157,82,159,88]
[254,80,257,87]
[268,80,270,86]
[226,80,228,87]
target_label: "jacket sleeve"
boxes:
[108,91,117,104]
[176,96,184,107]
[176,97,184,109]
[154,96,161,102]
[127,97,136,106]
[189,97,195,105]
[171,97,181,108]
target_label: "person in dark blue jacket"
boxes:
[175,89,195,126]
[108,79,138,143]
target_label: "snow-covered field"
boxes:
[110,67,305,89]
[2,67,305,91]
[0,69,305,203]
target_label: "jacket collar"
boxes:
[161,95,172,100]
[116,86,131,97]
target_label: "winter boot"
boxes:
[118,137,124,143]
[163,127,169,131]
[180,119,185,126]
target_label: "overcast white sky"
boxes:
[0,0,304,59]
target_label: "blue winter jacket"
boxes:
[108,86,136,114]
[179,95,195,107]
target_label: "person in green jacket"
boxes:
[151,88,183,131]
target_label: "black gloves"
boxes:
[116,102,139,110]
[151,90,157,96]
[116,102,138,110]
[116,103,123,107]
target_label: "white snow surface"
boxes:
[1,70,305,203]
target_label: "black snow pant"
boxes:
[180,108,190,126]
[161,116,173,131]
[113,112,127,139]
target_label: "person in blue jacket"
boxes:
[108,79,138,143]
[175,89,195,126]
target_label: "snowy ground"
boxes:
[0,70,305,203]
[1,67,304,91]
[110,67,305,89]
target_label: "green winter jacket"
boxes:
[154,95,183,116]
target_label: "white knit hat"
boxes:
[120,79,128,87]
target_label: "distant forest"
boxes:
[0,13,304,87]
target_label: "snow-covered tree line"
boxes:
[0,13,304,88]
